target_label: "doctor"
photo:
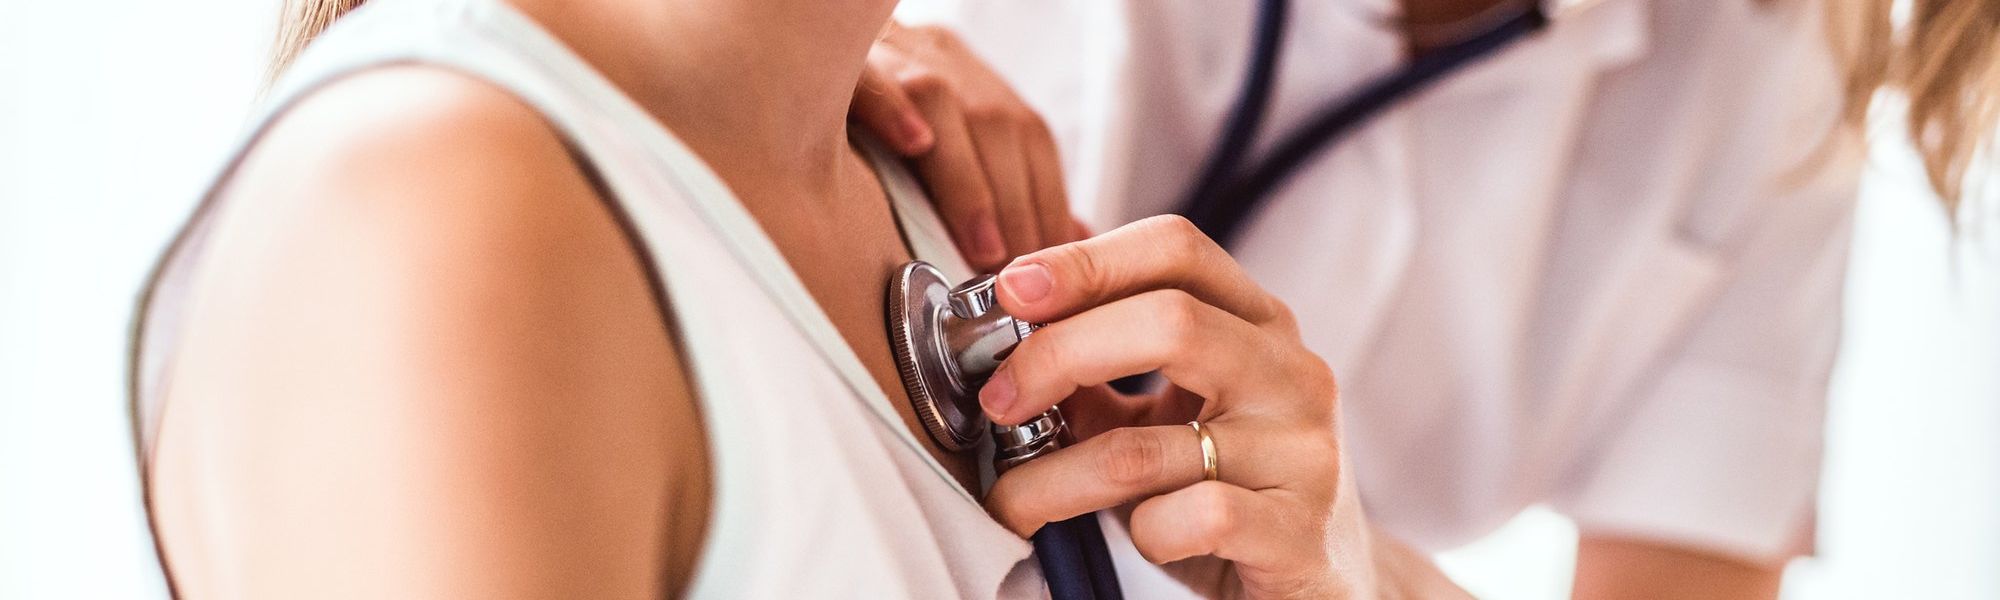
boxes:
[848,0,1860,596]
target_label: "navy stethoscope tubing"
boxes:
[1034,513,1121,600]
[1179,0,1551,248]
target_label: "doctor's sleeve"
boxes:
[1549,166,1861,564]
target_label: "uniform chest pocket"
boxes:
[1556,236,1729,418]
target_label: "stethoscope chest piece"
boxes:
[889,261,1122,600]
[888,261,1039,453]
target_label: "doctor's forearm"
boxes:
[1570,534,1783,600]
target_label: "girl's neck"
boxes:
[509,0,893,198]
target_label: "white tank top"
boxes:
[129,0,1044,596]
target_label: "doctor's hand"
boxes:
[851,22,1085,272]
[980,216,1467,599]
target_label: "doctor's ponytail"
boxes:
[1830,0,1999,214]
[269,0,367,85]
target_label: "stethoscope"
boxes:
[1180,0,1549,247]
[886,2,1549,599]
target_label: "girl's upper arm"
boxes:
[153,66,710,599]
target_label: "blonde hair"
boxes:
[1831,0,1999,213]
[268,0,367,85]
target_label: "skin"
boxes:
[1402,0,1541,55]
[153,67,706,597]
[1574,536,1785,600]
[844,2,1793,599]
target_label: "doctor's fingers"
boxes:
[964,121,1045,258]
[984,421,1336,538]
[851,56,935,156]
[892,66,1010,269]
[867,26,1075,271]
[1024,122,1081,248]
[914,64,1074,264]
[978,289,1333,427]
[995,215,1298,336]
[1127,482,1327,578]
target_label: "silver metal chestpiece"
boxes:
[888,261,1064,471]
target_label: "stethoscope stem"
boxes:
[995,410,1123,600]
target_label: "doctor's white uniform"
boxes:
[900,0,1860,585]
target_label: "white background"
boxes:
[1,1,1995,598]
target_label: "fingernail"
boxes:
[901,114,934,152]
[981,369,1017,420]
[969,216,1006,267]
[999,261,1052,305]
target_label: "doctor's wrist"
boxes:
[1358,523,1471,600]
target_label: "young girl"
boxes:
[131,0,1458,596]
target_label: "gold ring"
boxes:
[1189,420,1218,481]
